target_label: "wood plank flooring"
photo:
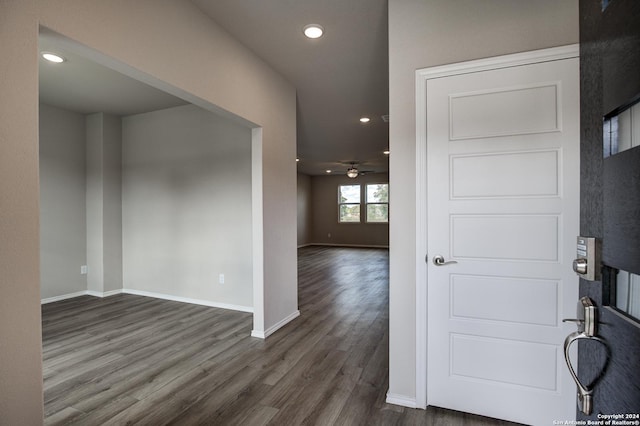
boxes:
[42,246,519,425]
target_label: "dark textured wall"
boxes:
[578,0,640,419]
[603,147,640,274]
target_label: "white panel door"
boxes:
[425,54,579,425]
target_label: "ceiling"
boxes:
[39,31,188,117]
[38,1,389,176]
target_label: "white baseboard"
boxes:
[40,290,122,305]
[86,289,123,298]
[250,330,266,339]
[85,290,102,298]
[41,291,90,304]
[42,288,253,314]
[122,289,254,313]
[41,289,123,303]
[304,243,389,249]
[386,393,418,409]
[252,309,300,339]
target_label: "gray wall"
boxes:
[310,173,389,247]
[41,103,251,308]
[387,0,579,404]
[297,173,312,246]
[122,104,253,309]
[86,112,123,294]
[102,114,123,293]
[1,2,296,421]
[39,103,87,300]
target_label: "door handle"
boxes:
[562,297,608,416]
[433,255,457,266]
[563,297,597,337]
[564,332,595,415]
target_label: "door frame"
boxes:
[414,44,580,410]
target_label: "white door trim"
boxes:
[414,44,580,410]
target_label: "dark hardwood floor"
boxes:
[42,246,518,425]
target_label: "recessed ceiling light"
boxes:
[41,52,66,63]
[359,117,370,123]
[303,24,324,39]
[383,150,390,155]
[325,169,332,174]
[296,158,300,162]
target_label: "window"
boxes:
[338,183,389,223]
[366,183,389,223]
[338,185,361,222]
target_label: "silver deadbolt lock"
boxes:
[572,237,601,281]
[572,258,588,275]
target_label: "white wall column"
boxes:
[86,113,123,295]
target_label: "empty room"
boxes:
[2,1,639,425]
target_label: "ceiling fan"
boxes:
[343,162,375,179]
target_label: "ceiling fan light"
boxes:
[346,167,359,178]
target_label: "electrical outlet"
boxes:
[328,233,331,238]
[81,265,88,275]
[219,273,225,284]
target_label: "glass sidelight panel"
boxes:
[603,98,640,323]
[612,270,640,320]
[603,100,640,157]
